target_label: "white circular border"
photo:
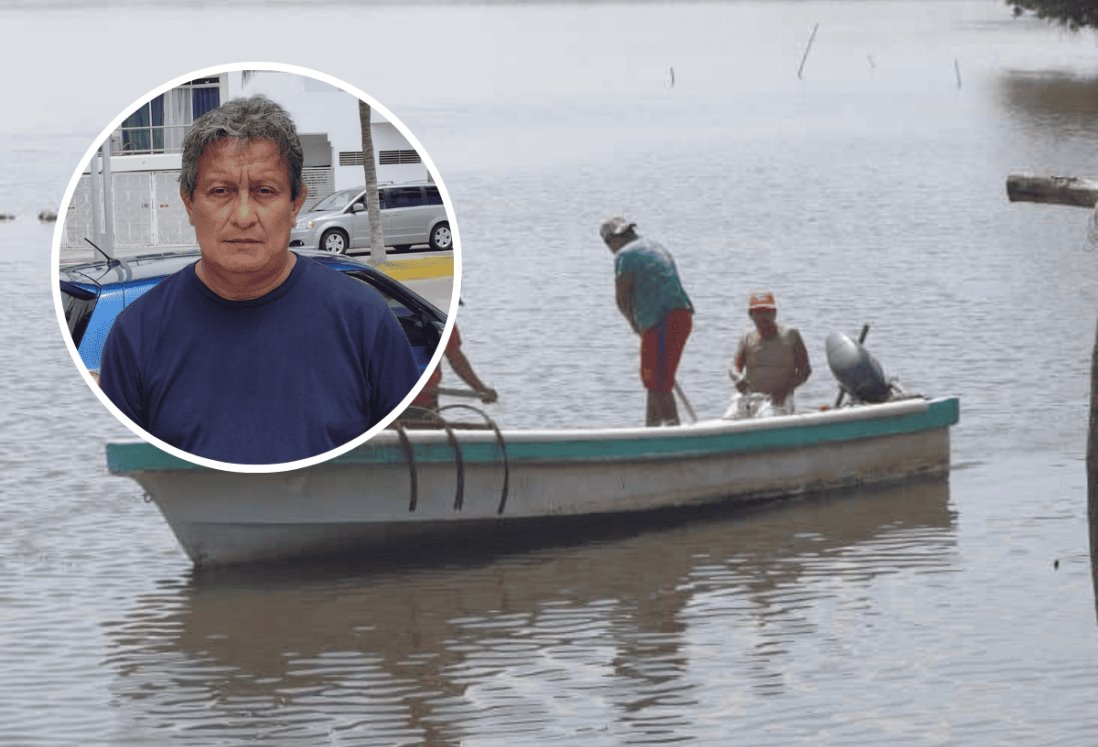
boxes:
[51,61,462,475]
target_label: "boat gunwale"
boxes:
[106,397,959,475]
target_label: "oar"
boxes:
[834,323,870,408]
[437,386,494,402]
[674,382,698,423]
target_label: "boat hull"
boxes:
[108,397,959,566]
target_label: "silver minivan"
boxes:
[290,181,451,254]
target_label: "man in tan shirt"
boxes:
[730,291,811,415]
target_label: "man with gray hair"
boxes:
[600,216,694,427]
[99,95,420,464]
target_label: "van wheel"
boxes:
[320,229,348,254]
[429,222,452,251]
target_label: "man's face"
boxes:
[181,137,306,278]
[750,308,778,336]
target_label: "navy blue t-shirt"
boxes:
[99,254,420,464]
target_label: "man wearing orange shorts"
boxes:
[600,216,695,426]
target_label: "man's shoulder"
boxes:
[617,237,667,268]
[297,255,379,295]
[294,255,390,320]
[621,236,665,255]
[114,263,196,325]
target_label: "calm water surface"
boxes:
[3,1,1098,744]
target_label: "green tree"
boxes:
[1008,0,1098,30]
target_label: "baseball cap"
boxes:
[599,216,637,243]
[748,291,777,311]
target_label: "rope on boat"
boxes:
[437,404,512,516]
[393,423,418,512]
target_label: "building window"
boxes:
[117,78,221,155]
[379,149,422,165]
[339,149,423,166]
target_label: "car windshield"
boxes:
[310,189,361,212]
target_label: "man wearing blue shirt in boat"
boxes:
[98,96,421,465]
[600,216,694,427]
[727,291,811,418]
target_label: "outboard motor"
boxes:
[825,331,892,403]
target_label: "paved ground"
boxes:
[401,275,455,312]
[342,249,455,311]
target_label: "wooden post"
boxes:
[797,23,819,80]
[1090,322,1098,622]
[1006,174,1098,208]
[1006,171,1098,618]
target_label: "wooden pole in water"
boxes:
[1006,173,1098,617]
[1089,320,1098,622]
[797,23,819,80]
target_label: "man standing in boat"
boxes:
[729,291,811,416]
[98,95,421,465]
[600,216,694,427]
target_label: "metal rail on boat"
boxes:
[393,405,513,515]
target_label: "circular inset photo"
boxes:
[53,63,461,473]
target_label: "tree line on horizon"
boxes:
[1008,0,1098,30]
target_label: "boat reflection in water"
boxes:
[102,476,955,745]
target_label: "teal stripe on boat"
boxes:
[106,398,959,475]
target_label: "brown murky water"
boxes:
[4,1,1098,744]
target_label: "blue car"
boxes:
[59,249,446,374]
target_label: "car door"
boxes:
[348,190,371,248]
[382,186,426,246]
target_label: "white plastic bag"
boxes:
[723,392,775,420]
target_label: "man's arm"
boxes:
[791,328,812,388]
[731,335,750,392]
[98,318,148,429]
[615,272,639,334]
[446,344,497,403]
[368,310,424,420]
[771,329,811,406]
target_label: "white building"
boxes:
[63,70,427,252]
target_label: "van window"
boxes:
[425,186,443,205]
[387,187,425,208]
[312,189,359,212]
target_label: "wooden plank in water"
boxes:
[1006,173,1098,208]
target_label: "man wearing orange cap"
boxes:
[729,291,811,416]
[600,216,694,426]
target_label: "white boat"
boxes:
[107,396,960,567]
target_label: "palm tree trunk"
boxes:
[358,100,387,265]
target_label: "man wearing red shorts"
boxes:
[600,216,695,426]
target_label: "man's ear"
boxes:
[292,184,308,217]
[180,186,195,226]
